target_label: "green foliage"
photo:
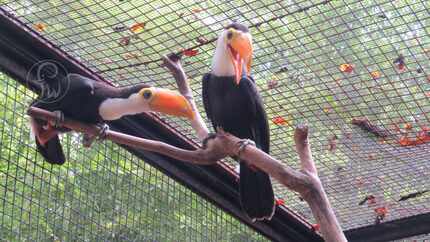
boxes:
[0,74,266,241]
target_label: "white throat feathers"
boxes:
[211,31,236,77]
[98,93,150,120]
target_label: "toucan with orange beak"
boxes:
[31,73,194,165]
[202,23,275,221]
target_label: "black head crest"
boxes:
[225,23,249,33]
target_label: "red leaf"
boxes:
[183,49,199,57]
[367,195,376,205]
[272,116,289,126]
[396,63,406,71]
[374,207,388,216]
[275,199,285,206]
[311,224,320,232]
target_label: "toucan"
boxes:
[202,23,275,221]
[31,73,194,165]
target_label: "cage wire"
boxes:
[0,72,267,241]
[1,0,430,240]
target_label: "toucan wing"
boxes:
[202,73,218,130]
[241,76,270,152]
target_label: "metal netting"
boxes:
[0,72,267,241]
[1,0,429,235]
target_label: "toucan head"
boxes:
[218,23,253,85]
[138,87,194,120]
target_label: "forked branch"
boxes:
[28,55,346,242]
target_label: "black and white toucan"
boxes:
[202,23,275,221]
[31,73,194,165]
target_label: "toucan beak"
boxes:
[227,30,253,85]
[139,87,194,120]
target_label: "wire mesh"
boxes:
[0,72,267,241]
[1,0,429,236]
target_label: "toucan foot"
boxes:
[97,123,110,140]
[49,110,64,128]
[202,133,217,149]
[237,139,255,158]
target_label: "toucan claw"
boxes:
[202,133,217,149]
[50,110,64,128]
[97,123,110,140]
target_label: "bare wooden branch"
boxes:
[162,54,209,141]
[28,56,346,242]
[27,107,223,165]
[28,106,346,241]
[160,55,346,241]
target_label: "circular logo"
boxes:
[26,60,71,104]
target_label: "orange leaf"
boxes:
[399,136,412,146]
[192,8,203,13]
[129,22,145,33]
[183,49,199,57]
[339,64,354,73]
[403,123,412,130]
[370,71,381,79]
[34,23,46,32]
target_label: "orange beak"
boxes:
[139,87,194,120]
[227,29,253,85]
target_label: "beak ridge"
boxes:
[228,32,253,85]
[141,87,194,120]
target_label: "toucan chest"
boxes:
[208,76,256,127]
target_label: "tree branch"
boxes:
[162,54,209,141]
[28,106,346,241]
[28,55,346,242]
[160,56,346,241]
[28,107,223,165]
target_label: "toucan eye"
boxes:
[227,31,233,40]
[142,89,152,99]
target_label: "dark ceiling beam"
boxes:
[345,213,430,242]
[0,8,322,242]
